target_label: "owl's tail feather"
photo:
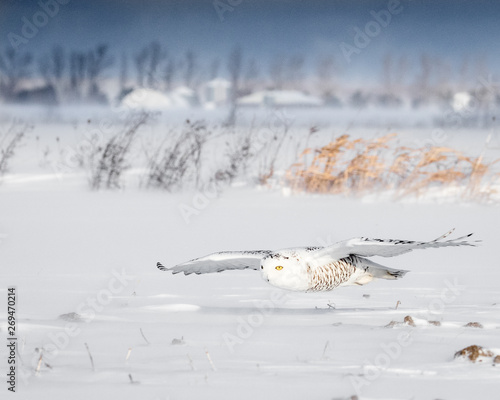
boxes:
[354,257,409,285]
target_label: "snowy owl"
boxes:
[157,230,477,292]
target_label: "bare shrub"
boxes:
[0,121,29,179]
[256,112,293,185]
[212,131,253,185]
[83,111,152,190]
[145,119,210,191]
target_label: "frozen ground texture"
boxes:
[0,108,499,400]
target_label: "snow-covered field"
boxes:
[1,108,499,400]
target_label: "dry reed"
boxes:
[287,133,499,201]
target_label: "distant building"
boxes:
[452,92,472,112]
[238,90,323,108]
[200,78,232,108]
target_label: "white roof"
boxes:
[238,90,323,107]
[121,88,190,110]
[174,86,196,96]
[452,92,472,112]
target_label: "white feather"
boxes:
[309,229,478,262]
[159,250,271,275]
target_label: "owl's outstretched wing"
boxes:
[157,250,271,275]
[310,229,478,262]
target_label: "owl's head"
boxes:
[260,252,310,291]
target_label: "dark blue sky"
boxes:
[1,0,500,79]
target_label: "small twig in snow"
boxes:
[322,341,331,359]
[35,351,43,376]
[187,354,195,371]
[205,350,217,372]
[395,300,401,310]
[125,347,132,362]
[128,373,140,384]
[140,328,150,345]
[84,342,95,372]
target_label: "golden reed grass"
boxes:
[287,133,499,201]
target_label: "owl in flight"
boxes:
[157,230,476,292]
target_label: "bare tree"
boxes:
[381,53,393,93]
[87,44,113,103]
[413,53,433,106]
[243,57,260,93]
[182,50,197,88]
[269,56,285,90]
[434,57,452,99]
[316,55,336,96]
[285,54,305,90]
[458,55,471,91]
[39,46,65,86]
[147,41,165,87]
[163,56,176,91]
[133,42,165,89]
[209,57,220,80]
[226,46,243,126]
[38,56,51,84]
[0,48,33,100]
[69,51,87,100]
[378,53,405,107]
[37,46,65,102]
[52,46,65,84]
[119,52,129,92]
[134,46,149,88]
[394,55,409,92]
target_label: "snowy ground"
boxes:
[1,108,499,400]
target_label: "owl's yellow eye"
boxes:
[275,266,283,270]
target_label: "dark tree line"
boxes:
[0,42,492,108]
[0,41,328,105]
[0,44,113,104]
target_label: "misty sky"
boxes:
[1,0,500,80]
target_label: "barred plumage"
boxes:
[308,256,359,291]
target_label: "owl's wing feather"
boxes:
[310,229,478,261]
[157,250,271,275]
